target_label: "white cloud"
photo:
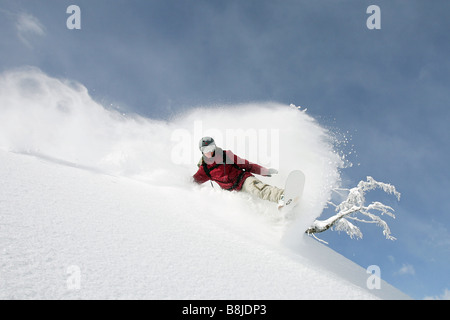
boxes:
[424,288,450,300]
[397,263,415,276]
[15,13,46,47]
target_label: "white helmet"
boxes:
[199,137,216,154]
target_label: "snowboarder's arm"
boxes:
[230,151,271,176]
[193,167,210,184]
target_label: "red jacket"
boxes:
[193,148,269,191]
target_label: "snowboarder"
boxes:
[193,137,285,209]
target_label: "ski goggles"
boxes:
[200,143,216,154]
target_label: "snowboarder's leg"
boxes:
[241,176,284,203]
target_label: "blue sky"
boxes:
[1,0,449,299]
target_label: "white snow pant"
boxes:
[241,176,284,203]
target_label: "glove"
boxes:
[264,168,278,177]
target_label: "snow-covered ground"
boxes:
[0,68,410,299]
[0,150,408,299]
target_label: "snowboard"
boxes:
[281,170,305,213]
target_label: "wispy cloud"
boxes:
[397,264,416,276]
[424,288,450,300]
[15,13,46,47]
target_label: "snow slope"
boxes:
[0,68,409,299]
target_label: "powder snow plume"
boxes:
[0,67,344,241]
